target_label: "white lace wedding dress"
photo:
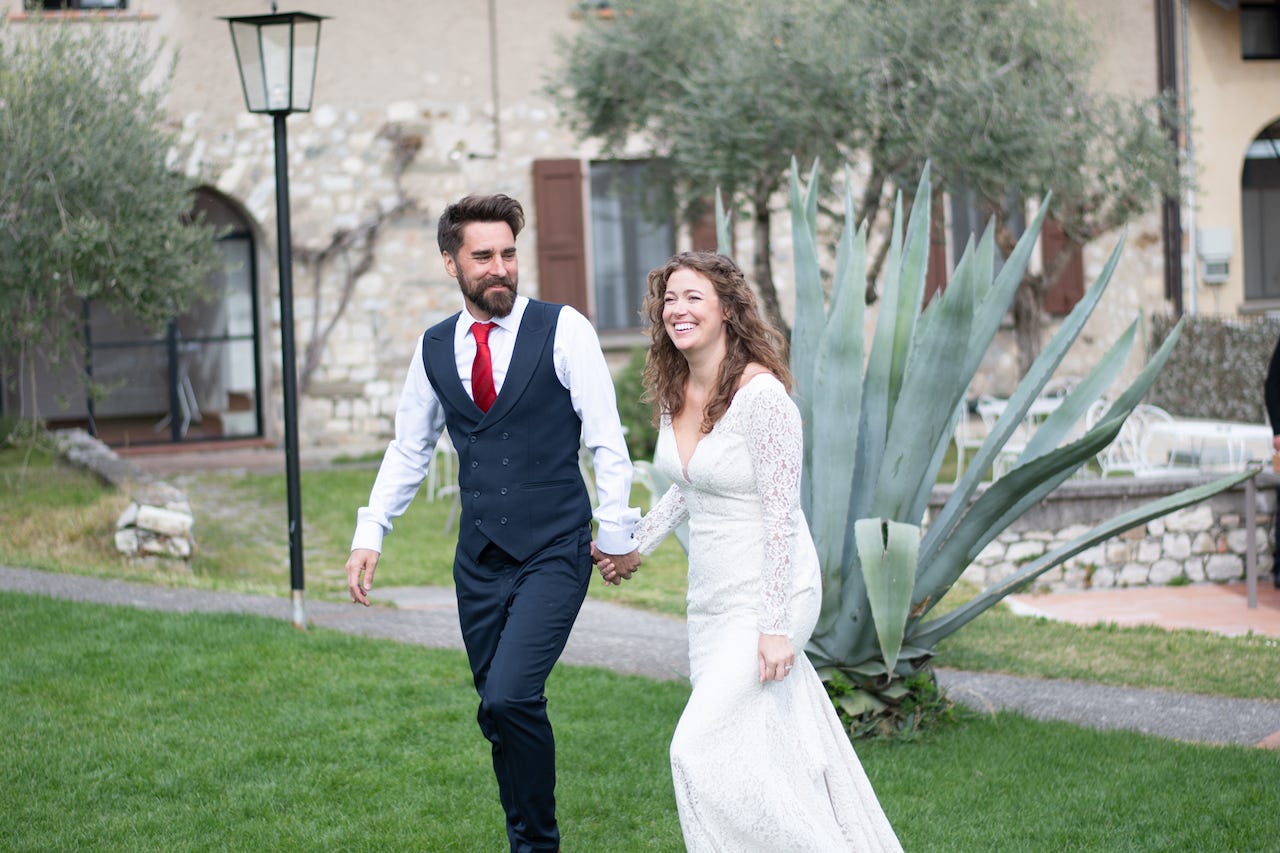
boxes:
[634,374,902,853]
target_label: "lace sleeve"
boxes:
[743,380,805,635]
[631,483,689,556]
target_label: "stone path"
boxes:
[4,565,1279,749]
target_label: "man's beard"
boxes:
[461,273,517,318]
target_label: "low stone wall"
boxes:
[55,430,194,562]
[932,475,1277,592]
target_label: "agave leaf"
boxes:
[851,190,906,523]
[878,681,912,701]
[837,691,886,717]
[925,231,1129,562]
[917,321,1185,602]
[1014,320,1137,463]
[714,186,732,256]
[908,468,1257,648]
[789,158,826,514]
[855,518,918,675]
[917,425,1127,605]
[964,200,1051,379]
[843,658,889,677]
[811,218,867,628]
[874,239,976,521]
[886,164,933,409]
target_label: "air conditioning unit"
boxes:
[1197,228,1232,285]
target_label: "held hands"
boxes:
[591,543,641,585]
[758,633,796,683]
[346,548,380,606]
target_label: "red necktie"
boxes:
[471,322,497,412]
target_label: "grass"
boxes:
[4,441,1280,849]
[0,446,690,613]
[2,593,1276,852]
[3,443,1279,703]
[935,603,1280,702]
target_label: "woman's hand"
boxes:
[758,633,795,682]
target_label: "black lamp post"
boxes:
[224,8,326,629]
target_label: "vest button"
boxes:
[500,488,508,495]
[471,461,479,469]
[502,432,509,440]
[472,490,481,498]
[502,458,509,466]
[474,519,482,527]
[500,517,508,524]
[469,435,478,444]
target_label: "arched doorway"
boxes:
[1243,118,1280,302]
[19,188,265,446]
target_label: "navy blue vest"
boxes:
[422,299,592,561]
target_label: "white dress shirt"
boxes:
[352,295,640,555]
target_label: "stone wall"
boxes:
[936,475,1277,592]
[55,430,194,563]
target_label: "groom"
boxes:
[345,193,641,852]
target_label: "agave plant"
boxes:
[722,161,1252,736]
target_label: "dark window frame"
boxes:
[1241,3,1280,61]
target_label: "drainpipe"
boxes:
[1156,0,1185,317]
[1182,0,1199,315]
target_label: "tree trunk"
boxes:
[751,196,790,341]
[1012,277,1043,377]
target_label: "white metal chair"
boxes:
[1085,400,1196,478]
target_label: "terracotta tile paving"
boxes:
[1007,582,1280,638]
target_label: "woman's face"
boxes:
[662,267,726,356]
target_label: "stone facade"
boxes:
[939,476,1277,592]
[6,1,1265,450]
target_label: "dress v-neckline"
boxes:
[670,373,770,482]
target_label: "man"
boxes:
[345,193,642,852]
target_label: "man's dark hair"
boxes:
[437,193,525,256]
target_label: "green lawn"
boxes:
[1,593,1275,852]
[4,442,1280,849]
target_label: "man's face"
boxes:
[444,221,518,319]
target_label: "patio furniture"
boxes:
[1084,401,1198,478]
[1143,418,1273,471]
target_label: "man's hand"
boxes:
[591,544,641,585]
[346,548,380,606]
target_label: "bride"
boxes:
[598,252,902,851]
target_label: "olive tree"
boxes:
[0,20,219,417]
[548,0,1181,371]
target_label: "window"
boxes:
[32,1,128,9]
[531,158,675,333]
[1241,4,1280,61]
[588,160,674,331]
[1243,122,1280,300]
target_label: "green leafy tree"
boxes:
[776,162,1247,736]
[0,21,220,417]
[549,0,863,335]
[549,0,1181,373]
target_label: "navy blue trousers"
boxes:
[453,524,592,853]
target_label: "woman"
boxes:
[600,252,902,851]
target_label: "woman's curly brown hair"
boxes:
[641,251,792,433]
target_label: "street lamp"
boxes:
[224,8,327,629]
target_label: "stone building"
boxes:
[3,0,1278,454]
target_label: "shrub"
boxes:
[613,348,658,462]
[1149,312,1280,423]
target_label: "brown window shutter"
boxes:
[1042,216,1084,316]
[689,196,719,253]
[924,188,949,304]
[532,159,589,316]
